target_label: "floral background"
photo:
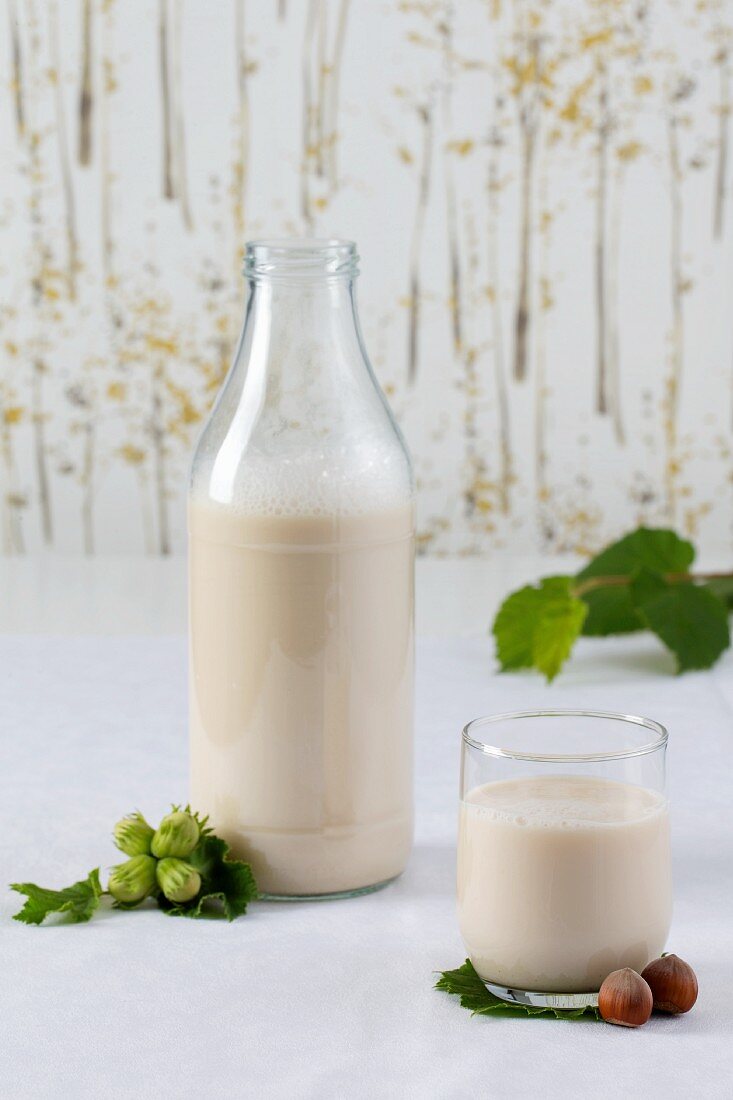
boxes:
[0,0,731,556]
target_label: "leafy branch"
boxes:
[492,527,733,681]
[11,807,257,925]
[573,569,733,598]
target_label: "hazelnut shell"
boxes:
[641,954,698,1014]
[598,968,653,1027]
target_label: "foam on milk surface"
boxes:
[464,774,665,830]
[194,441,412,518]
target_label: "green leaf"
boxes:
[579,585,645,636]
[493,576,587,682]
[705,576,733,611]
[577,528,695,636]
[532,583,588,681]
[628,565,669,607]
[159,835,258,920]
[435,960,600,1021]
[634,581,730,673]
[492,583,543,669]
[577,526,695,579]
[10,868,103,925]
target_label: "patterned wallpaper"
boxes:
[0,0,731,555]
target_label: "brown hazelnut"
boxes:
[641,954,698,1014]
[598,968,653,1027]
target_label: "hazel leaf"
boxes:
[435,960,601,1021]
[493,576,587,682]
[159,835,258,921]
[578,527,695,636]
[634,580,730,673]
[10,868,103,925]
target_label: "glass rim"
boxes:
[461,709,668,763]
[244,238,359,280]
[246,236,357,251]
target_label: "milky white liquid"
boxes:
[189,501,414,896]
[458,775,671,992]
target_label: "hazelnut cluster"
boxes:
[108,809,202,906]
[598,955,698,1028]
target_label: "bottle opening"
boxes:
[244,238,359,282]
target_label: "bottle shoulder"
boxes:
[190,367,414,515]
[190,283,414,514]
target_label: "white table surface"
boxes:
[1,558,731,1099]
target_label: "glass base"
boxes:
[259,874,400,902]
[483,980,599,1010]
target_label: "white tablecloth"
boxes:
[1,633,731,1098]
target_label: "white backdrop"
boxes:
[1,0,732,556]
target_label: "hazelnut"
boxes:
[641,954,698,1014]
[598,968,653,1027]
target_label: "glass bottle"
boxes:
[189,239,415,899]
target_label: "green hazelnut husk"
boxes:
[113,812,155,857]
[156,857,201,904]
[150,811,200,859]
[108,854,158,904]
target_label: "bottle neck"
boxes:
[241,239,363,374]
[244,276,361,365]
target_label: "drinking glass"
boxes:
[458,710,671,1008]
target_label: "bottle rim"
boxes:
[244,238,359,281]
